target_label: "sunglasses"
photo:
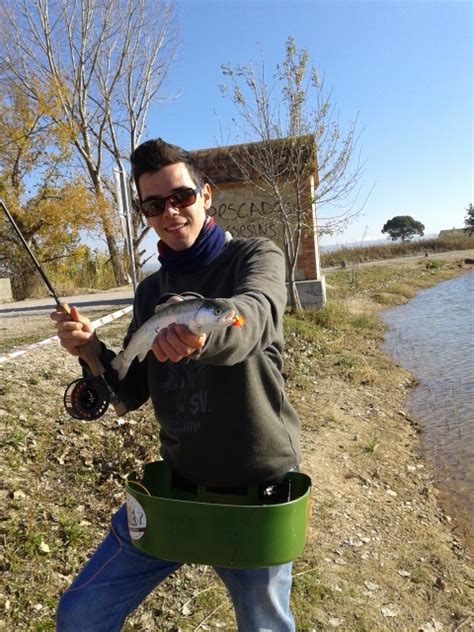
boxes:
[139,186,201,218]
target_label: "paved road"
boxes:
[0,286,134,317]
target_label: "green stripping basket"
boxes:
[126,461,312,568]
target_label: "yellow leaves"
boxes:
[0,86,56,191]
[0,91,34,141]
[94,192,122,236]
[35,76,66,116]
[1,181,105,286]
[31,181,103,235]
[33,76,77,149]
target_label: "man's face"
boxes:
[138,162,212,251]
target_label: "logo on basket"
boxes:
[126,493,147,540]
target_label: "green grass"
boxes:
[325,258,466,304]
[363,435,380,454]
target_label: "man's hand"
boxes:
[152,323,206,363]
[151,295,206,363]
[50,306,100,357]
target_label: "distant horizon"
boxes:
[319,232,439,252]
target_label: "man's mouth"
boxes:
[166,222,188,232]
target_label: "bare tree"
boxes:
[0,0,177,284]
[220,37,365,310]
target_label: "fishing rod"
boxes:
[1,199,127,420]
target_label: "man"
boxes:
[52,138,301,631]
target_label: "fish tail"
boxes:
[111,352,130,381]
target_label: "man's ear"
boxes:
[202,182,212,210]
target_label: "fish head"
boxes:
[191,299,236,333]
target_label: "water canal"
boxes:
[381,271,474,547]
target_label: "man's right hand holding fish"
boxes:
[151,321,207,363]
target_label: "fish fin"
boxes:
[119,366,129,380]
[137,349,150,362]
[111,352,129,381]
[111,353,122,371]
[153,303,169,315]
[153,293,198,314]
[186,320,202,334]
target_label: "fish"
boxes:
[111,297,244,380]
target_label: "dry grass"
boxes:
[321,234,474,268]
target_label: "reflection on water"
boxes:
[381,272,474,544]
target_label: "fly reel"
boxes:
[64,377,110,420]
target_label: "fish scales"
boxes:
[111,298,240,380]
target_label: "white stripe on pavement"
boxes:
[0,305,133,364]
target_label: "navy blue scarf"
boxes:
[157,217,227,273]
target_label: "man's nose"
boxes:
[162,199,180,215]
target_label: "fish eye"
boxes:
[213,307,223,315]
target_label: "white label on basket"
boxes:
[126,493,147,540]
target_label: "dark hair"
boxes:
[130,138,205,197]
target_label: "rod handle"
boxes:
[59,302,105,377]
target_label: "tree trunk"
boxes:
[102,213,127,286]
[287,269,302,312]
[284,245,303,312]
[108,234,126,284]
[88,168,127,287]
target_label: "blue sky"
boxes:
[141,0,472,248]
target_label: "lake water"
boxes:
[381,272,474,545]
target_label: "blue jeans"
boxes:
[56,505,295,631]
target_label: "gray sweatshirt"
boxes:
[99,237,300,487]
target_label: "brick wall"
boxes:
[191,139,322,281]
